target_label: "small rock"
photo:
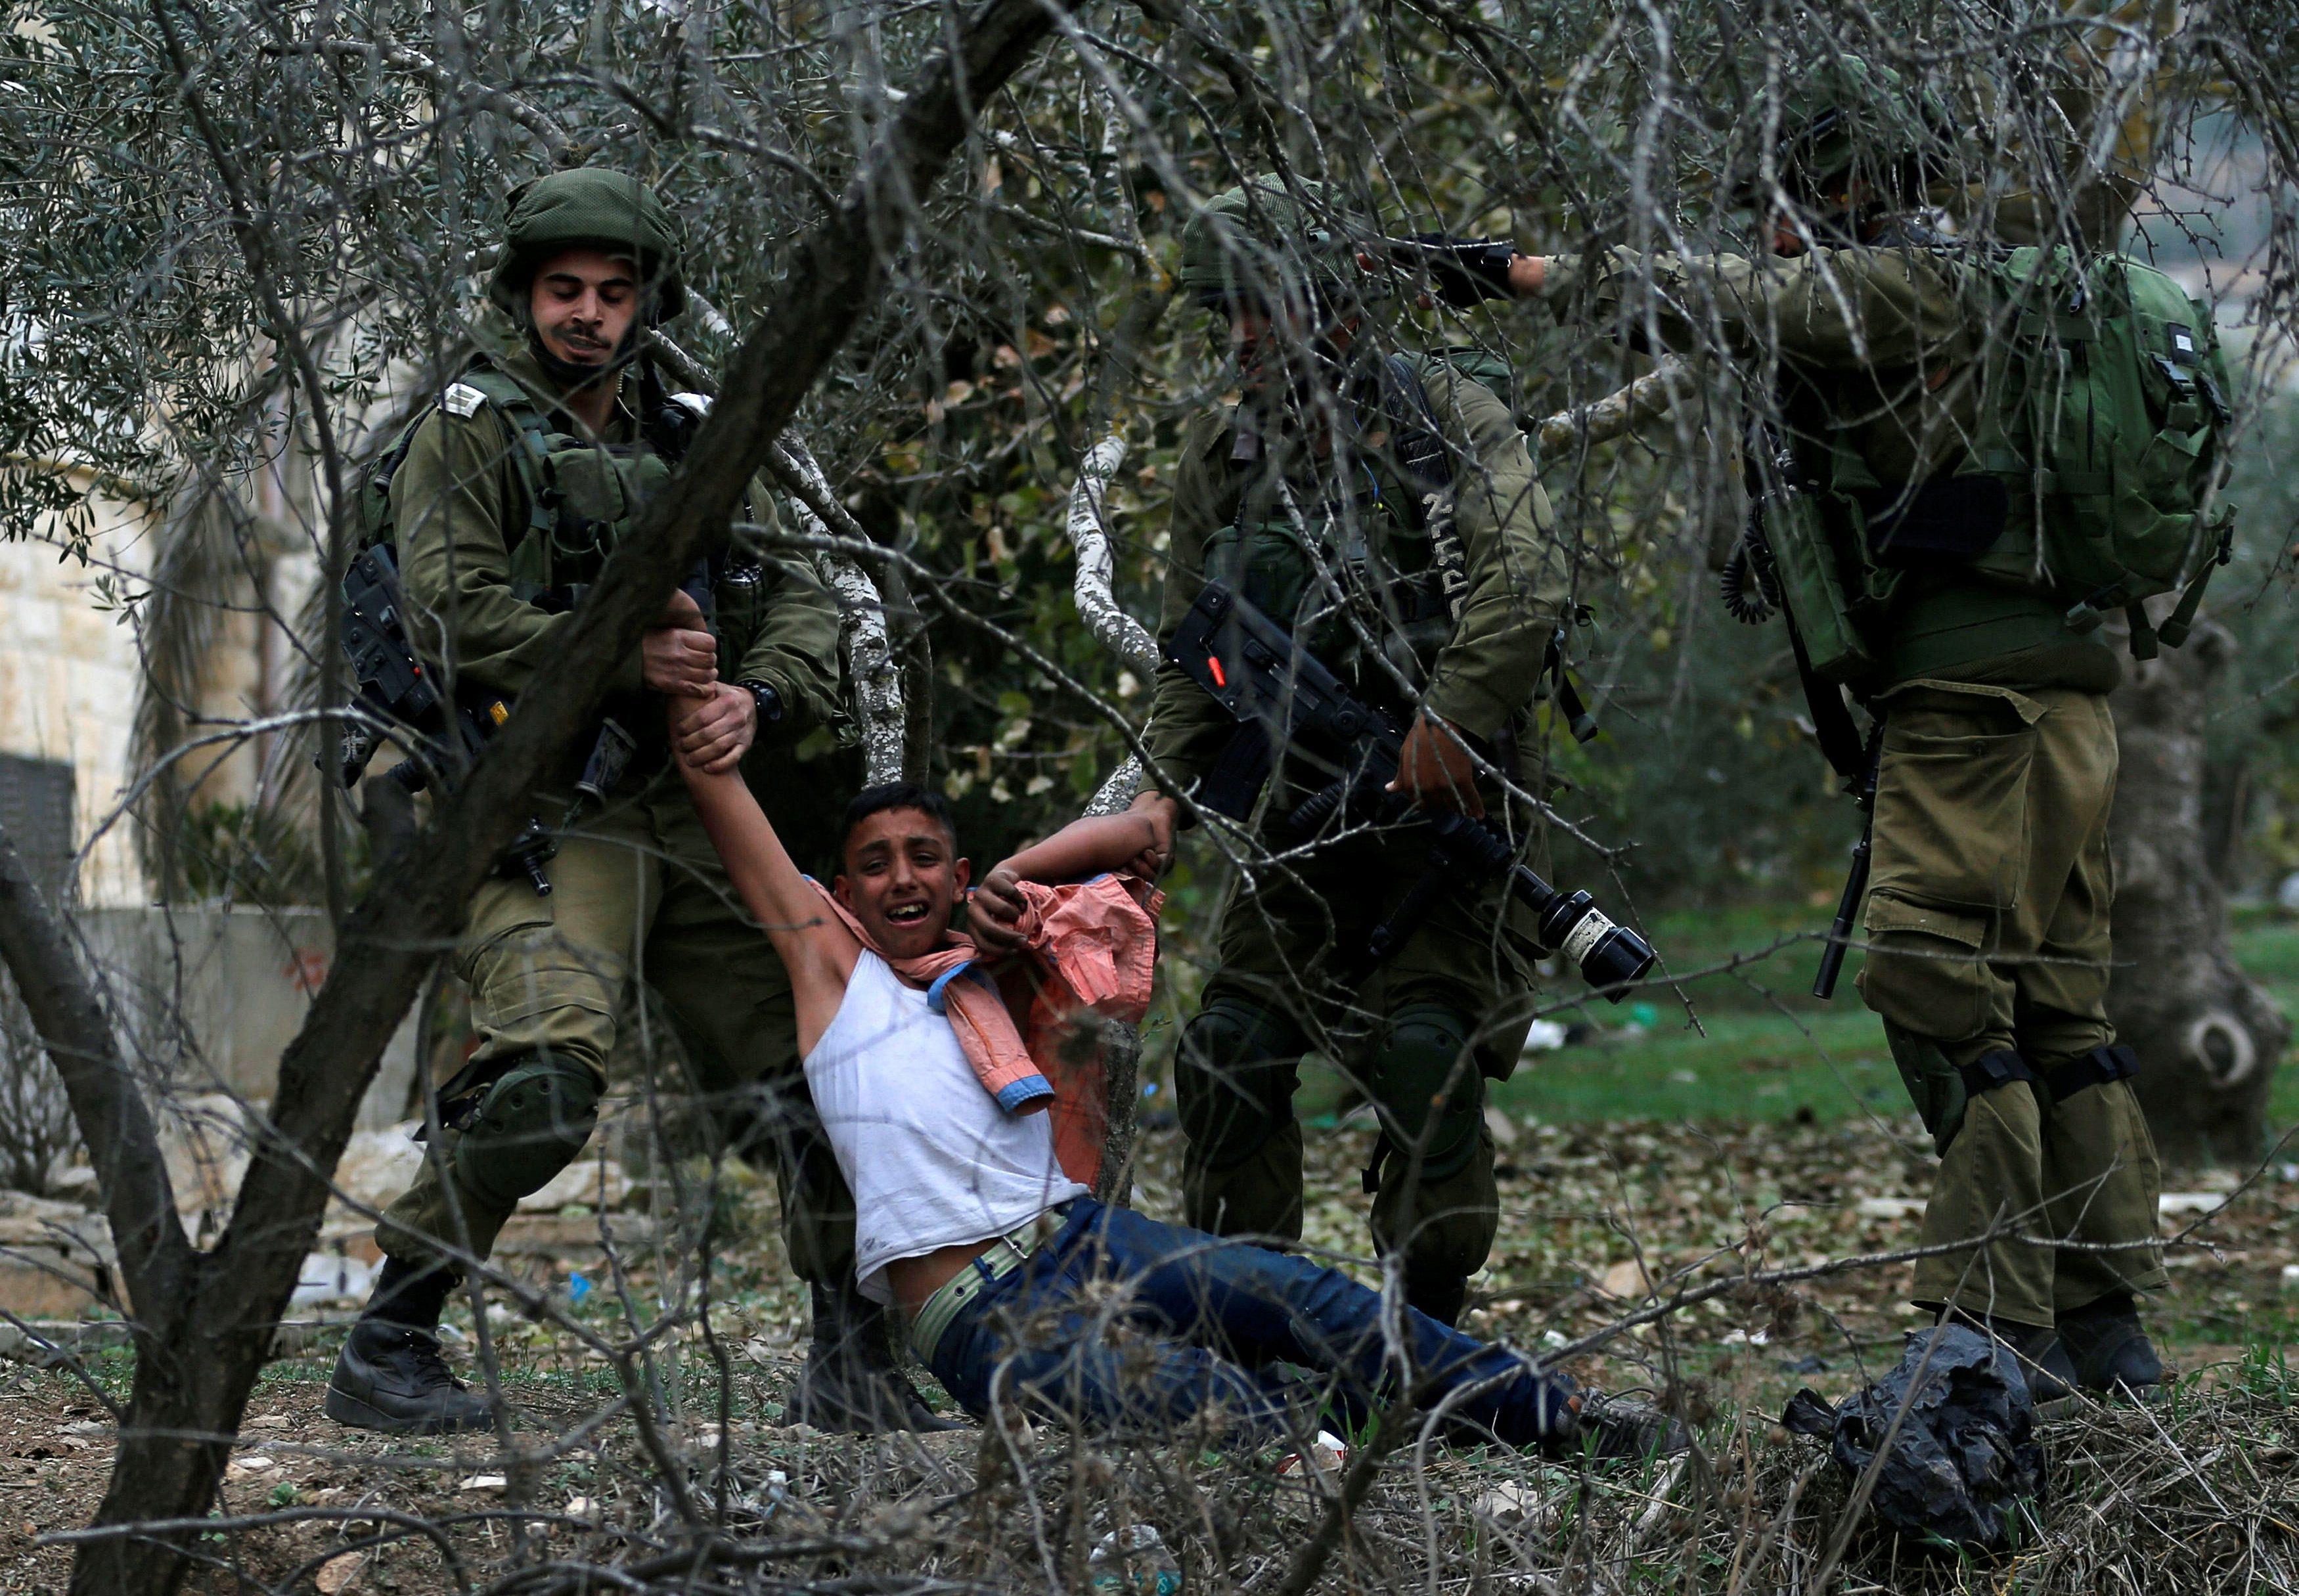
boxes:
[315,1551,366,1593]
[244,1413,290,1430]
[1484,1104,1521,1147]
[564,1496,599,1517]
[226,1456,275,1478]
[1856,1197,1923,1220]
[1475,1478,1553,1530]
[2279,1264,2299,1293]
[1276,1430,1349,1478]
[459,1474,508,1494]
[1520,1019,1569,1054]
[1598,1260,1652,1300]
[2158,1193,2226,1218]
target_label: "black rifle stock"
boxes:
[1165,581,1658,998]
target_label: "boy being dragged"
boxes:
[677,734,1683,1459]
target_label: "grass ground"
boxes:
[1487,904,2299,1132]
[5,908,2296,1593]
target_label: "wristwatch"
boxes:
[738,678,785,726]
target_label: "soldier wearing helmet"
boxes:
[1129,177,1573,1327]
[1432,56,2194,1404]
[327,169,952,1437]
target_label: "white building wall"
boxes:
[0,483,154,906]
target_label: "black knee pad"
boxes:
[455,1055,603,1212]
[1372,1004,1483,1183]
[1177,997,1302,1171]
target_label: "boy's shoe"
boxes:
[2056,1295,2166,1402]
[324,1321,496,1435]
[1565,1390,1691,1465]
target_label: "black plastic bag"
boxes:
[1781,1323,2047,1552]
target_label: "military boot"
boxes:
[2057,1293,2165,1402]
[788,1279,962,1434]
[1948,1310,2079,1416]
[325,1260,495,1436]
[1402,1263,1468,1329]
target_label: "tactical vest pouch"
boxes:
[1763,478,1880,684]
[1202,520,1318,643]
[543,444,667,569]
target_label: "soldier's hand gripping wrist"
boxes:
[1387,713,1486,819]
[1127,789,1180,858]
[966,862,1031,954]
[673,682,757,774]
[644,588,717,698]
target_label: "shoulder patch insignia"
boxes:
[441,382,487,418]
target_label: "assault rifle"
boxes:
[326,544,615,897]
[1165,581,1657,998]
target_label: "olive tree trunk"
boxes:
[2106,617,2288,1164]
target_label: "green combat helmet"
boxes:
[1178,177,1392,312]
[486,167,688,326]
[1754,55,1959,208]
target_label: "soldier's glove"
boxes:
[1392,234,1519,307]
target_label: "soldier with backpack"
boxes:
[325,168,953,1437]
[1125,178,1576,1329]
[1419,58,2229,1403]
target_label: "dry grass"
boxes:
[5,1115,2294,1594]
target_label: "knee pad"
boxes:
[455,1054,603,1212]
[1177,998,1302,1171]
[1372,1004,1483,1184]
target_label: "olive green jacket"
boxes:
[1144,359,1569,800]
[1538,245,2118,692]
[388,345,844,735]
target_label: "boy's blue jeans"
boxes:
[922,1198,1576,1447]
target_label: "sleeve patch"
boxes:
[441,382,487,418]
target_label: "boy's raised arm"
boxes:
[673,728,859,1048]
[968,812,1166,952]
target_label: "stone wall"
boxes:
[0,485,152,906]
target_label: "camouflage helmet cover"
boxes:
[1758,55,1959,205]
[486,167,688,324]
[1178,177,1392,309]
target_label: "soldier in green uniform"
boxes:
[1423,60,2193,1402]
[1130,179,1573,1327]
[326,169,952,1435]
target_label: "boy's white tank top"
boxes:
[803,950,1088,1304]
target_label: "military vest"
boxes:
[363,359,778,623]
[1204,354,1473,691]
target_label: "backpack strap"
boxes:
[445,366,562,596]
[2157,504,2237,650]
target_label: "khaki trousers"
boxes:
[376,778,853,1283]
[1857,682,2164,1327]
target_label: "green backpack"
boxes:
[1962,245,2236,654]
[1761,244,2236,682]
